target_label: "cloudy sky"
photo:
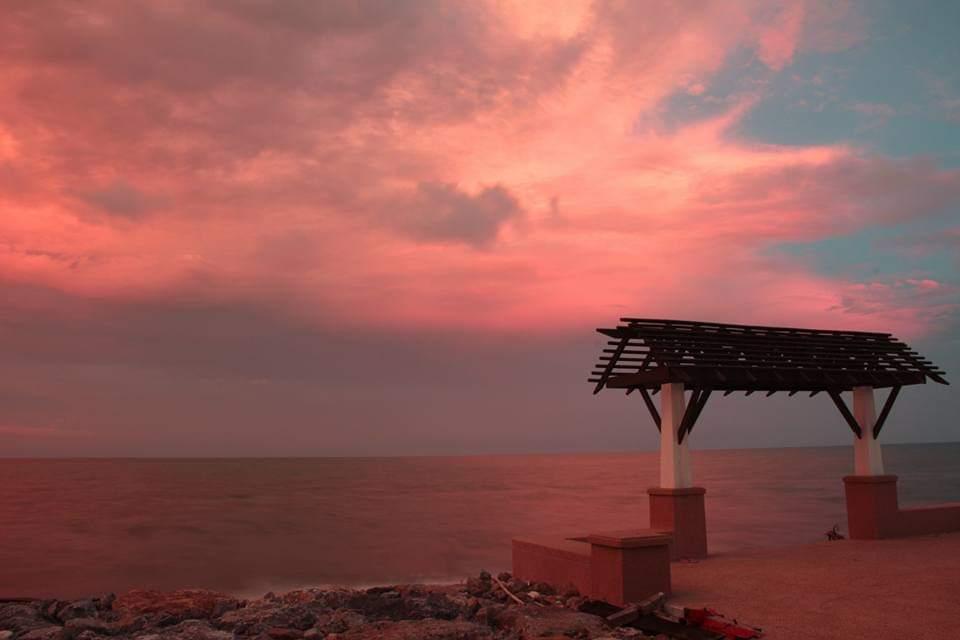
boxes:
[1,0,958,457]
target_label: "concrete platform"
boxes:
[670,531,960,640]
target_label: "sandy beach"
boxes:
[671,531,960,639]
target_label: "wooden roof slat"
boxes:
[619,317,892,337]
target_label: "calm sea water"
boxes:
[2,444,959,599]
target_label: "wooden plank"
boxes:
[602,325,916,354]
[593,335,630,394]
[618,316,891,337]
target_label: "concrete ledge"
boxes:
[583,529,672,549]
[844,475,960,539]
[512,536,591,596]
[512,530,672,605]
[899,503,960,536]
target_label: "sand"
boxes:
[670,531,960,639]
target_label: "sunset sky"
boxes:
[2,0,958,457]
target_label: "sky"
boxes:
[1,0,958,457]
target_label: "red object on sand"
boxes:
[684,607,763,639]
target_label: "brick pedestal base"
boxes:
[584,531,672,605]
[843,475,900,539]
[647,486,707,559]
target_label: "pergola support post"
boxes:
[852,386,884,476]
[844,386,898,538]
[659,383,690,488]
[649,382,707,559]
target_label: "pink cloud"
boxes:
[0,0,954,344]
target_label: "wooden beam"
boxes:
[872,385,901,439]
[676,390,700,445]
[638,388,661,432]
[678,390,711,444]
[828,390,862,438]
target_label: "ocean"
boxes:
[2,443,959,599]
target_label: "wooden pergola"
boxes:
[589,317,949,448]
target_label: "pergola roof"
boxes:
[589,317,948,443]
[590,317,948,395]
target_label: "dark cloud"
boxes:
[395,182,523,248]
[77,180,157,218]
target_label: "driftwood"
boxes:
[606,591,665,626]
[490,574,525,606]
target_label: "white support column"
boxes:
[659,382,692,488]
[853,386,884,475]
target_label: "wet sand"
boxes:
[671,531,960,640]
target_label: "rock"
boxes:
[217,601,318,636]
[560,584,581,598]
[321,610,365,634]
[495,573,511,583]
[55,599,100,623]
[491,604,609,639]
[464,578,488,598]
[113,590,240,624]
[3,575,649,640]
[472,604,505,628]
[17,627,62,640]
[64,616,113,635]
[155,620,234,640]
[0,603,49,635]
[343,591,459,622]
[338,619,492,640]
[0,631,12,640]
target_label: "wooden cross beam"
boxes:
[638,388,661,432]
[827,390,862,438]
[873,385,901,439]
[678,389,711,444]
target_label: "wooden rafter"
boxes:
[678,389,711,444]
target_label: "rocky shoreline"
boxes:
[0,571,734,640]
